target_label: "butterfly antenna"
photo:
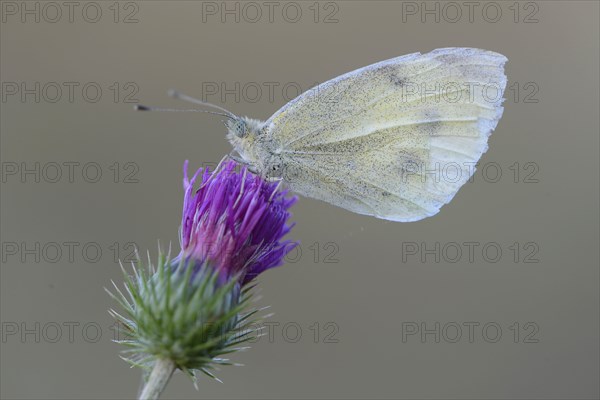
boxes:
[134,104,234,119]
[168,89,237,119]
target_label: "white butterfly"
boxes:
[141,48,507,222]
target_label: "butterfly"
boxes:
[138,48,507,222]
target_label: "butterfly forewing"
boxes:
[262,47,507,222]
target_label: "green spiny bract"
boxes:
[106,251,261,383]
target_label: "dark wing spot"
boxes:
[390,73,408,87]
[422,110,442,136]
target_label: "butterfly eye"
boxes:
[226,119,247,138]
[234,120,247,137]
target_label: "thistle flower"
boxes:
[107,160,298,400]
[176,160,298,286]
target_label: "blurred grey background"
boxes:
[1,1,598,399]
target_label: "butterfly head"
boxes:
[225,116,263,138]
[226,116,266,164]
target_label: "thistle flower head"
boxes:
[107,159,298,385]
[177,160,297,285]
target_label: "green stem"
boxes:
[139,358,176,400]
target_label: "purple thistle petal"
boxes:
[176,160,298,285]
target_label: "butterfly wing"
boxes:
[264,48,507,221]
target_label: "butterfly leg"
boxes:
[226,151,265,175]
[227,152,248,165]
[264,176,284,183]
[199,154,229,188]
[268,179,284,202]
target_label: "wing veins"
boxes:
[278,61,447,149]
[280,117,479,153]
